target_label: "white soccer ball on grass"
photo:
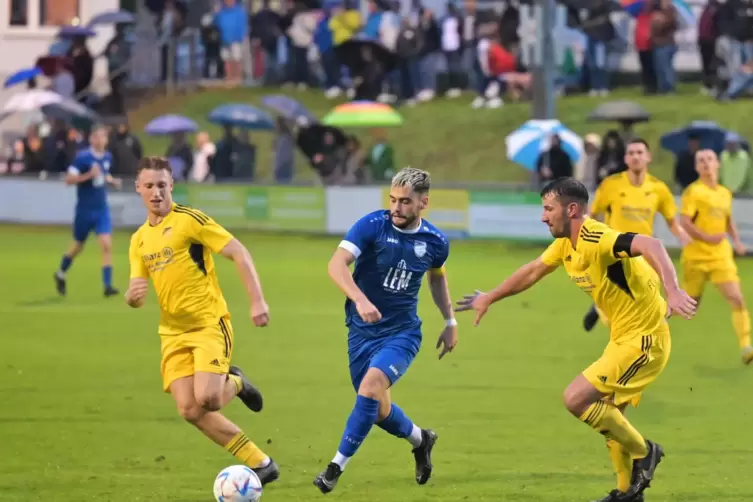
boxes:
[213,465,263,502]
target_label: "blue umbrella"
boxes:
[261,95,317,124]
[208,104,275,130]
[144,114,199,135]
[660,121,730,154]
[505,120,583,171]
[57,25,97,38]
[87,10,136,27]
[4,67,41,88]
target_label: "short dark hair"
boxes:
[626,137,650,151]
[540,177,589,206]
[137,156,173,175]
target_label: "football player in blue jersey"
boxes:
[54,125,121,297]
[314,167,458,494]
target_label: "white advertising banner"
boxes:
[325,186,382,234]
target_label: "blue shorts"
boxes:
[73,210,111,243]
[348,329,422,390]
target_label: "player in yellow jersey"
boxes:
[456,178,696,502]
[679,149,753,364]
[124,157,280,484]
[584,138,690,331]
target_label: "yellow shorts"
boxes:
[159,316,234,392]
[583,323,671,407]
[682,258,739,298]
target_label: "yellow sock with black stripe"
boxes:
[225,432,269,469]
[606,439,632,493]
[731,308,751,349]
[228,374,243,395]
[580,400,649,458]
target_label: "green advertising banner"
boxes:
[182,185,326,232]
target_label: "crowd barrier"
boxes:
[5,178,753,249]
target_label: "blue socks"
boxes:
[337,395,379,458]
[102,266,113,288]
[377,404,414,438]
[59,255,73,274]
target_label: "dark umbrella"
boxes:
[87,10,136,27]
[297,124,347,158]
[261,95,317,125]
[588,101,650,138]
[208,104,275,130]
[335,36,397,74]
[660,121,740,155]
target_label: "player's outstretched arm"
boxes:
[328,248,381,323]
[455,257,556,326]
[219,239,269,327]
[627,234,696,318]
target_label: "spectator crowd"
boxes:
[4,0,753,187]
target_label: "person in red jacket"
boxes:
[634,1,656,94]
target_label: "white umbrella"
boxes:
[505,119,584,171]
[0,90,99,124]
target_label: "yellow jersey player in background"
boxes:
[456,178,696,502]
[679,149,753,364]
[584,138,690,332]
[124,157,280,485]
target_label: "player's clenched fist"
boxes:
[251,301,270,327]
[355,298,381,323]
[125,278,148,308]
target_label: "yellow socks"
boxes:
[731,309,751,349]
[225,432,268,469]
[580,400,648,458]
[606,439,632,493]
[228,374,244,395]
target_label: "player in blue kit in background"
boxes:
[54,125,122,297]
[314,167,458,494]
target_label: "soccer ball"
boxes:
[213,465,263,502]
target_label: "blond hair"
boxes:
[391,167,431,194]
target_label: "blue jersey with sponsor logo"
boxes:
[339,210,449,338]
[68,149,113,212]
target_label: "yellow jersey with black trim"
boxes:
[680,180,733,262]
[590,172,676,235]
[540,219,667,343]
[129,203,234,335]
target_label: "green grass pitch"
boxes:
[1,227,752,501]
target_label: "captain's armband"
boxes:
[612,232,637,258]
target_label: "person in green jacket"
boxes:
[720,133,751,194]
[364,128,395,182]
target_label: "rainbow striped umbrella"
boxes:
[322,101,403,128]
[620,0,695,28]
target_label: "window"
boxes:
[9,0,28,26]
[39,0,80,26]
